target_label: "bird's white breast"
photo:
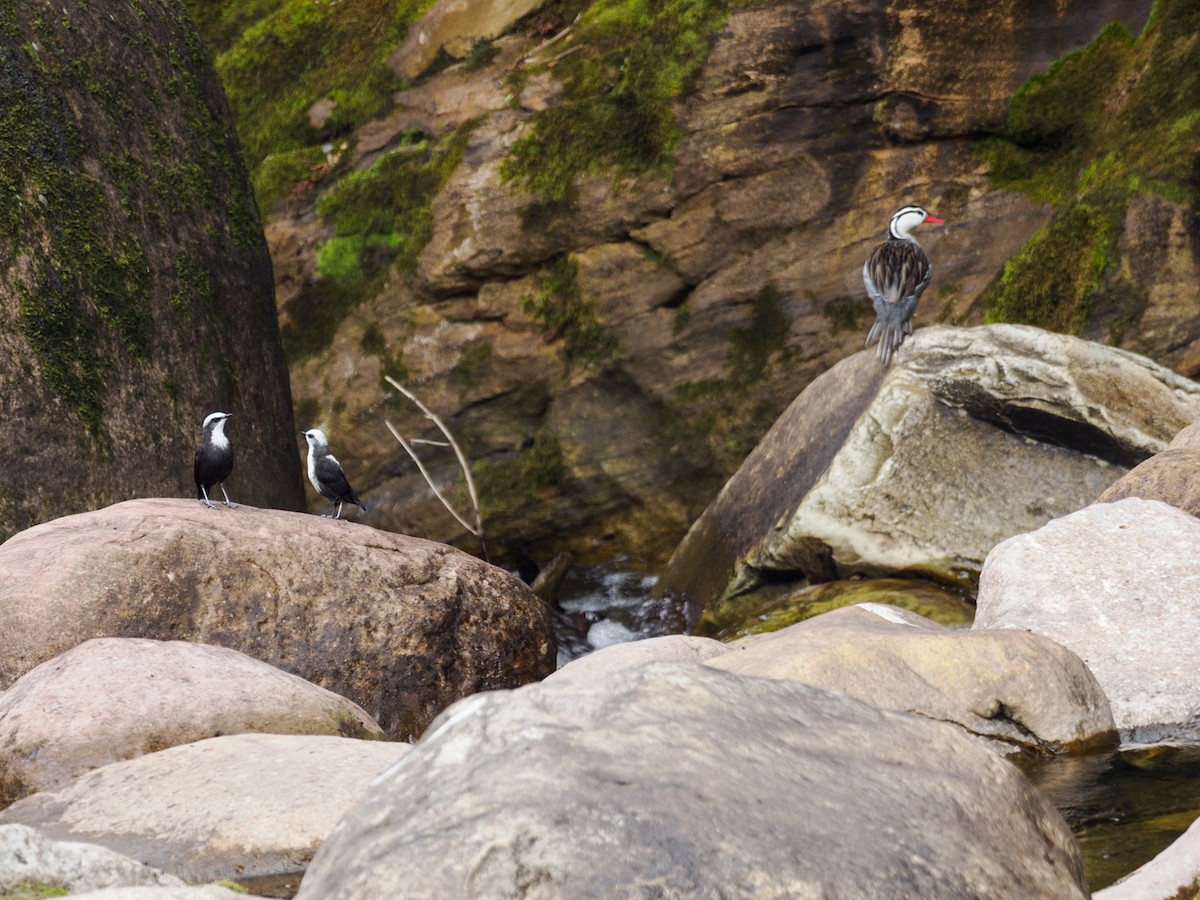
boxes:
[306,450,320,489]
[211,420,230,450]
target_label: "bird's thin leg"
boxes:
[200,486,219,510]
[335,501,344,520]
[219,484,237,510]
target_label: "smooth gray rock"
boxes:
[0,823,183,893]
[295,662,1088,899]
[660,325,1200,627]
[0,734,409,885]
[707,603,1116,754]
[976,497,1200,733]
[0,637,383,806]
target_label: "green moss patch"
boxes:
[977,0,1200,334]
[184,0,425,181]
[280,124,474,361]
[502,0,747,200]
[0,3,261,438]
[472,432,565,519]
[523,255,620,370]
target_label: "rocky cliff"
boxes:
[199,0,1180,564]
[0,1,304,539]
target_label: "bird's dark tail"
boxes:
[865,311,908,366]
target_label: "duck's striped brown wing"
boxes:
[863,239,932,309]
[862,239,933,365]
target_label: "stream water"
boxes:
[553,557,1200,893]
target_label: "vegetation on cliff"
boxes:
[979,0,1199,335]
[502,0,743,200]
[182,0,419,175]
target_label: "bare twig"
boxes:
[384,376,489,561]
[384,419,478,536]
[522,12,582,65]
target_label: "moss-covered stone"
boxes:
[183,0,423,181]
[522,255,620,370]
[472,432,565,520]
[696,577,976,640]
[978,0,1199,336]
[501,0,748,200]
[280,123,474,362]
[0,0,304,537]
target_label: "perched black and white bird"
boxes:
[863,205,944,365]
[302,428,366,519]
[194,411,236,510]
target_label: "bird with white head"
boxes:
[302,428,367,519]
[862,205,945,365]
[194,411,236,509]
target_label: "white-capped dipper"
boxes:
[194,411,236,509]
[302,428,366,519]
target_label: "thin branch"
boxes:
[385,419,478,537]
[384,376,488,561]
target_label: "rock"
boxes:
[1097,420,1200,515]
[72,889,258,899]
[546,634,729,681]
[698,576,976,639]
[0,734,409,885]
[659,325,1200,623]
[975,497,1200,733]
[707,603,1116,755]
[0,2,304,541]
[280,0,1161,562]
[388,0,549,81]
[0,637,384,807]
[0,823,184,893]
[0,499,556,740]
[1093,812,1200,900]
[295,662,1088,898]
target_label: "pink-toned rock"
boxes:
[0,500,556,741]
[707,603,1115,754]
[0,638,384,806]
[547,634,729,681]
[0,734,409,885]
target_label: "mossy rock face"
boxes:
[0,1,304,538]
[979,0,1200,348]
[696,577,976,640]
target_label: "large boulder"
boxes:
[0,500,556,740]
[0,734,409,885]
[0,638,384,807]
[1097,419,1200,515]
[659,325,1200,624]
[0,1,304,539]
[294,662,1088,899]
[975,497,1200,734]
[0,824,184,894]
[707,603,1116,755]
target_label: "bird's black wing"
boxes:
[315,454,364,508]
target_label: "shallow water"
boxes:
[1020,743,1200,892]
